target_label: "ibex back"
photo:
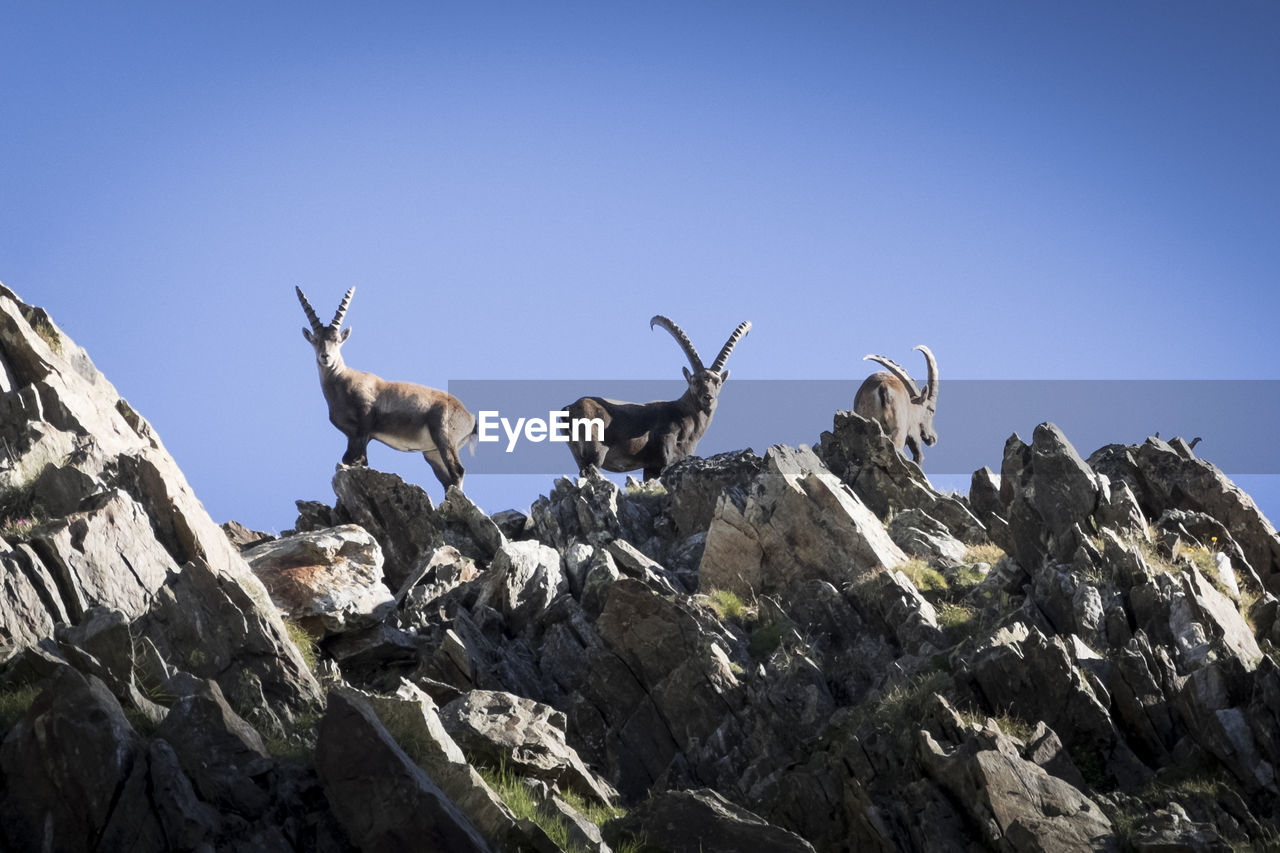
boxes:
[297,286,476,491]
[853,345,939,465]
[563,315,751,479]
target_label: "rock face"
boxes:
[243,524,393,636]
[700,444,908,598]
[3,286,1280,852]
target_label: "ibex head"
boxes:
[297,286,354,371]
[650,316,752,413]
[863,345,939,447]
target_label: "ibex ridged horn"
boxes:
[709,321,752,373]
[862,354,921,398]
[330,287,355,330]
[650,315,704,372]
[296,286,324,333]
[914,345,938,403]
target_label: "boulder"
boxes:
[887,508,968,564]
[817,411,984,542]
[332,466,443,590]
[660,450,763,539]
[472,540,569,634]
[316,689,492,853]
[1089,437,1280,594]
[612,787,817,853]
[243,524,393,636]
[700,444,908,599]
[440,689,615,804]
[0,667,141,852]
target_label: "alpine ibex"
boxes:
[562,315,751,479]
[854,345,939,464]
[296,286,476,490]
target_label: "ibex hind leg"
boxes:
[422,449,459,491]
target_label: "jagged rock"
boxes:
[614,787,817,853]
[871,569,946,652]
[817,411,985,542]
[1000,424,1102,569]
[530,469,623,550]
[970,466,1005,526]
[960,622,1150,789]
[441,689,616,804]
[700,444,908,599]
[398,544,480,609]
[30,489,178,622]
[473,540,568,635]
[154,677,272,816]
[0,666,141,852]
[97,737,223,852]
[316,689,492,853]
[920,726,1116,852]
[0,287,321,728]
[325,623,421,692]
[1128,566,1262,673]
[293,499,337,533]
[491,508,531,540]
[660,450,763,538]
[363,680,557,853]
[136,556,322,735]
[1128,803,1231,852]
[243,524,393,636]
[222,520,274,551]
[440,485,507,559]
[888,508,968,564]
[0,543,70,659]
[332,465,443,590]
[1089,437,1280,594]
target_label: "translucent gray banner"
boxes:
[448,380,1280,476]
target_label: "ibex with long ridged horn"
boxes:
[297,286,476,491]
[854,345,939,464]
[561,316,751,479]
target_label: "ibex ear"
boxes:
[683,366,692,382]
[302,328,314,343]
[340,327,352,342]
[720,368,730,382]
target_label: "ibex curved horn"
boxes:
[863,354,921,399]
[709,321,752,373]
[650,315,704,372]
[914,345,938,403]
[330,287,355,330]
[296,286,324,333]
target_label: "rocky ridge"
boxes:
[2,286,1280,851]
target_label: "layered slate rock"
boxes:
[1090,437,1280,594]
[0,285,321,726]
[817,410,985,542]
[700,444,908,599]
[316,689,492,853]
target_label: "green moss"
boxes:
[963,544,1005,565]
[0,684,41,734]
[898,559,948,595]
[705,588,746,623]
[477,761,629,853]
[936,602,977,639]
[21,307,62,355]
[263,710,319,764]
[283,619,320,674]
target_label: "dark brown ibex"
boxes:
[562,315,751,479]
[854,345,939,464]
[297,286,476,490]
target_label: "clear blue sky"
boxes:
[2,2,1277,532]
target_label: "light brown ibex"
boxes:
[562,315,751,479]
[854,345,939,464]
[297,286,476,491]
